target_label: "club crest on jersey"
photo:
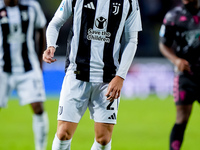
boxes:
[58,106,63,115]
[113,3,121,15]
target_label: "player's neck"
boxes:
[184,3,199,15]
[5,4,18,7]
[4,1,18,7]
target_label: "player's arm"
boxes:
[43,17,65,64]
[29,0,47,69]
[35,27,46,69]
[106,0,141,101]
[106,31,138,101]
[159,42,191,72]
[159,20,191,73]
[43,0,72,64]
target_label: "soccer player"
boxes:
[159,0,200,149]
[0,0,49,150]
[43,0,142,149]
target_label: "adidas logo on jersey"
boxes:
[108,113,116,120]
[84,2,95,10]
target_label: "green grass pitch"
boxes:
[0,95,199,150]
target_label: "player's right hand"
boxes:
[43,46,57,64]
[174,58,191,73]
[106,76,124,102]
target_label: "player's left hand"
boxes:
[105,76,124,102]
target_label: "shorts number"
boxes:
[107,101,114,110]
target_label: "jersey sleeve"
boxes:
[116,31,138,79]
[54,0,73,22]
[159,10,177,47]
[124,0,142,32]
[29,1,47,29]
[46,0,73,48]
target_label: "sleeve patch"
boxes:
[159,25,166,37]
[60,0,66,11]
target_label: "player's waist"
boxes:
[66,69,115,83]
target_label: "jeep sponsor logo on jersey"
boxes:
[87,16,111,43]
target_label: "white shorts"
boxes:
[57,72,120,124]
[0,70,46,107]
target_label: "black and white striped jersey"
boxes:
[47,0,142,82]
[0,1,46,73]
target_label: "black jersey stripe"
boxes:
[72,0,77,13]
[75,0,97,82]
[65,21,73,72]
[103,0,124,82]
[19,5,32,72]
[127,0,132,19]
[0,8,12,72]
[65,0,76,72]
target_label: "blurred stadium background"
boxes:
[1,0,200,150]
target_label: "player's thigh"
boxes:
[173,75,197,105]
[0,72,12,107]
[16,71,45,105]
[89,82,120,124]
[58,73,90,123]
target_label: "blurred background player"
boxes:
[43,0,142,149]
[0,0,49,150]
[159,0,200,149]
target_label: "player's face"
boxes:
[182,0,198,5]
[182,0,199,9]
[4,0,19,6]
